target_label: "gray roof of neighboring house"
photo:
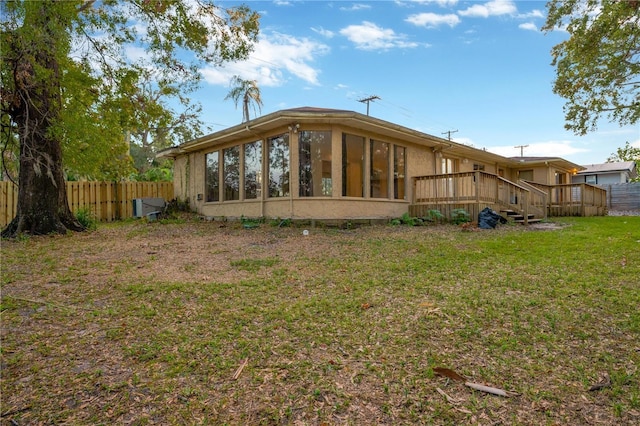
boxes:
[576,161,636,174]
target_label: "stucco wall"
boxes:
[172,156,189,202]
[170,120,563,220]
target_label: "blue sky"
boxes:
[193,0,639,165]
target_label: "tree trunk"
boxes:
[1,1,84,238]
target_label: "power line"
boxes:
[441,130,458,141]
[514,144,529,157]
[357,95,380,116]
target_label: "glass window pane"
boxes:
[223,146,240,201]
[244,141,262,199]
[519,169,533,181]
[205,151,219,202]
[342,133,364,197]
[299,130,332,197]
[268,134,290,198]
[370,140,389,198]
[394,145,406,200]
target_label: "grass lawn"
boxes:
[1,216,639,425]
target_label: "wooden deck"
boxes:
[409,172,607,223]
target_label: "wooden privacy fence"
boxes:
[603,182,640,211]
[0,181,174,228]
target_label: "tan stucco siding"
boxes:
[197,198,407,220]
[173,156,189,202]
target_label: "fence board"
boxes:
[0,181,174,228]
[604,183,640,211]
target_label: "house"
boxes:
[572,161,638,185]
[159,107,607,223]
[509,156,582,185]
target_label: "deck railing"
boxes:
[412,171,545,222]
[523,181,607,216]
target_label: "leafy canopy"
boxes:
[1,0,259,180]
[543,0,640,135]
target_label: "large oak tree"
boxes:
[0,0,259,237]
[543,0,640,135]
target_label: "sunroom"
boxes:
[161,107,467,221]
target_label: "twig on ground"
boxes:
[434,367,519,397]
[233,358,248,380]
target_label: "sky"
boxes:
[191,0,639,166]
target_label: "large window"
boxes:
[268,134,290,197]
[205,151,219,202]
[223,146,240,201]
[245,141,262,199]
[519,169,533,181]
[299,130,332,197]
[370,140,389,198]
[342,133,365,197]
[394,145,406,200]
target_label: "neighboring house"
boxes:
[572,161,638,185]
[159,107,605,222]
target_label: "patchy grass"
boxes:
[1,217,639,425]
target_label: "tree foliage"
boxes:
[607,141,640,181]
[123,68,209,180]
[225,75,263,123]
[543,0,640,135]
[0,0,259,236]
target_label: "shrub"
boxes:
[76,207,97,230]
[451,208,471,225]
[424,209,444,223]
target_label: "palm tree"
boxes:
[225,75,263,123]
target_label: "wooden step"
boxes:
[500,210,541,224]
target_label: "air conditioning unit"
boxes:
[132,197,166,218]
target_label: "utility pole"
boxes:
[357,95,380,116]
[441,130,458,141]
[514,144,529,157]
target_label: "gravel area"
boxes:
[608,210,640,216]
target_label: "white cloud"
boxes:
[519,22,538,32]
[406,13,461,28]
[518,9,545,19]
[458,0,517,18]
[340,4,372,11]
[486,141,589,158]
[200,32,329,87]
[340,21,418,50]
[311,26,335,38]
[402,0,459,6]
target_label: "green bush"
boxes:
[451,208,471,225]
[75,207,97,230]
[424,209,444,223]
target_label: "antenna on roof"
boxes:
[442,130,458,141]
[357,95,380,116]
[515,144,529,157]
